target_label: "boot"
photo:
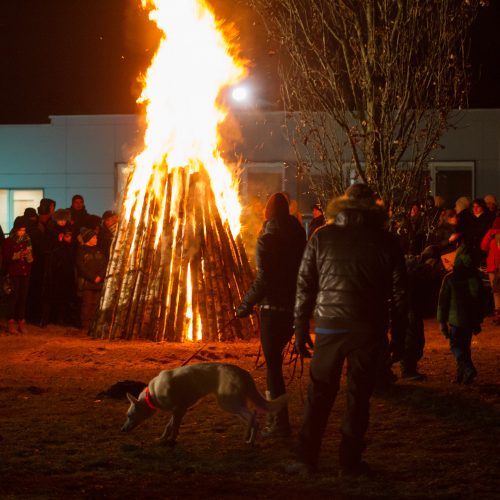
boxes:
[8,319,17,334]
[261,405,291,438]
[18,320,27,334]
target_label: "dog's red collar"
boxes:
[144,387,157,411]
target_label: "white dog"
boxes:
[122,362,287,445]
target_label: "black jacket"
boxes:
[241,215,306,309]
[76,245,107,291]
[294,197,407,335]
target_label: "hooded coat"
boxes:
[437,248,484,329]
[294,196,407,334]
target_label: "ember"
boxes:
[90,0,255,341]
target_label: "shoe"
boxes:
[261,423,292,438]
[17,320,27,334]
[7,319,17,334]
[339,460,372,478]
[284,461,316,477]
[401,371,427,381]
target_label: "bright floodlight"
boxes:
[231,86,249,103]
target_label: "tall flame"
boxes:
[126,0,246,237]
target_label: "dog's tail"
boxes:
[261,393,288,413]
[247,379,288,414]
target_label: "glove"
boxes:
[440,323,450,338]
[472,325,481,335]
[293,327,314,358]
[235,302,253,318]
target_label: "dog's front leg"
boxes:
[158,408,186,447]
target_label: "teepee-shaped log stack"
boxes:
[90,164,255,342]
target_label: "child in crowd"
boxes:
[76,227,107,331]
[437,245,484,384]
[2,217,33,334]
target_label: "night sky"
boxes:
[0,0,499,124]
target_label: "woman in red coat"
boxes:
[481,217,500,324]
[2,217,33,334]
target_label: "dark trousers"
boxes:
[259,309,294,399]
[80,289,101,330]
[7,275,30,321]
[400,310,425,374]
[449,326,475,373]
[298,330,385,467]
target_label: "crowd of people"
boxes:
[2,185,499,476]
[236,187,500,476]
[0,195,118,334]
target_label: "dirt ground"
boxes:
[0,318,499,500]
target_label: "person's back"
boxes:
[296,196,406,333]
[437,246,484,384]
[292,186,407,476]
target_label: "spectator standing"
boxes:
[69,194,89,237]
[430,208,457,253]
[469,198,491,266]
[480,217,500,325]
[2,217,33,334]
[291,184,407,475]
[484,194,498,223]
[76,228,107,331]
[48,209,78,326]
[26,199,53,326]
[99,210,118,259]
[398,201,426,256]
[236,192,306,437]
[437,245,484,384]
[308,204,325,240]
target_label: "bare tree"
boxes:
[248,0,485,225]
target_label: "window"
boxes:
[429,162,475,209]
[0,189,44,236]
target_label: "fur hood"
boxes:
[325,196,388,228]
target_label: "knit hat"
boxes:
[80,227,96,243]
[102,210,117,220]
[24,207,37,218]
[13,216,27,230]
[53,208,71,222]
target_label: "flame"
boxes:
[125,0,246,237]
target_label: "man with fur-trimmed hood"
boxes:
[291,183,407,476]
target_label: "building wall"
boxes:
[0,114,142,227]
[0,110,499,229]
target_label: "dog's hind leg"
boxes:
[237,407,258,445]
[158,408,186,447]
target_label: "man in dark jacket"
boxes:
[292,183,407,476]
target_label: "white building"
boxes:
[0,110,498,232]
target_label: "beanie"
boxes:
[53,208,71,223]
[24,207,37,218]
[80,227,96,243]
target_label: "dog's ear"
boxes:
[126,392,138,405]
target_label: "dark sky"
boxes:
[0,0,499,124]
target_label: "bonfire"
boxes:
[90,0,255,342]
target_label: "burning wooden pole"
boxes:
[90,166,256,341]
